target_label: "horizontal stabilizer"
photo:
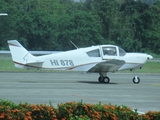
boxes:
[26,60,44,64]
[26,60,44,67]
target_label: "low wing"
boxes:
[88,59,125,73]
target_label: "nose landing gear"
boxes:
[133,76,140,84]
[132,70,140,84]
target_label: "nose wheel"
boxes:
[98,76,110,83]
[133,76,140,84]
[132,70,140,84]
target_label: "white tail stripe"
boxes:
[14,61,42,68]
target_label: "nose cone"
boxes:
[147,54,153,60]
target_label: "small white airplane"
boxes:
[8,40,153,84]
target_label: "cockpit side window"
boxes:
[102,47,117,56]
[86,49,100,57]
[118,47,126,56]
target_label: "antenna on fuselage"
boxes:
[70,41,79,49]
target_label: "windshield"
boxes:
[118,47,126,56]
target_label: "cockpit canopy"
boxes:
[86,45,126,57]
[102,46,126,56]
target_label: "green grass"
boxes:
[0,58,160,73]
[119,61,160,73]
[135,62,160,73]
[0,59,26,72]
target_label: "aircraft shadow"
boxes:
[77,81,118,84]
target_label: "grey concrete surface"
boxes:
[0,72,160,113]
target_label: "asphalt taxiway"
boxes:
[0,72,159,113]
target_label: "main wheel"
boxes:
[98,76,104,83]
[103,77,110,83]
[133,76,140,84]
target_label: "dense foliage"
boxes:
[0,99,160,120]
[0,0,160,55]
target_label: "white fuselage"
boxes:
[14,45,152,72]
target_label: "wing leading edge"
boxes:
[87,59,125,73]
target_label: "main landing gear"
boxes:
[98,76,110,83]
[98,72,110,83]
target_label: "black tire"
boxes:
[98,76,104,83]
[133,76,140,84]
[103,77,110,83]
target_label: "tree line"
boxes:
[0,0,160,55]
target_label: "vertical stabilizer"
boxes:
[7,40,35,68]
